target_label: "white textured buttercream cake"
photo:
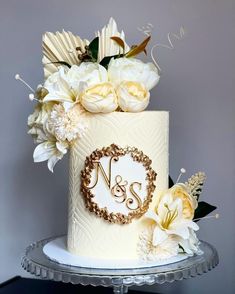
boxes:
[67,111,169,260]
[17,18,217,266]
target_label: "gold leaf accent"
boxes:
[125,35,151,58]
[110,36,125,50]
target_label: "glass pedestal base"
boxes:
[21,235,219,294]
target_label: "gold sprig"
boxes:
[185,172,206,201]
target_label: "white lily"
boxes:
[43,67,78,105]
[179,229,203,256]
[33,140,68,172]
[145,193,199,247]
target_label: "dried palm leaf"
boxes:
[42,30,89,79]
[96,18,129,62]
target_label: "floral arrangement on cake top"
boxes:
[16,18,160,172]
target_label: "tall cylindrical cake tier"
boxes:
[67,111,169,260]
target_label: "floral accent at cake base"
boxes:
[137,174,207,261]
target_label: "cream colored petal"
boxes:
[56,141,68,154]
[47,155,60,172]
[168,225,190,240]
[33,142,55,162]
[144,210,161,224]
[152,226,168,246]
[43,92,73,103]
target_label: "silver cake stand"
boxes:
[21,236,219,294]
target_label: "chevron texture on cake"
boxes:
[67,111,169,260]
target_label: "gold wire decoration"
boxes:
[80,144,157,225]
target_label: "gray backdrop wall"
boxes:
[0,0,234,293]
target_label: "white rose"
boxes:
[81,82,118,113]
[117,81,150,112]
[108,57,160,90]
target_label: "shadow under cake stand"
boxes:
[21,235,219,294]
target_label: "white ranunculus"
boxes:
[108,57,160,90]
[81,82,118,113]
[33,140,68,172]
[117,81,150,112]
[28,102,54,143]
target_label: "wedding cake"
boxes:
[16,18,217,266]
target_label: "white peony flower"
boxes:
[117,81,150,112]
[33,140,68,172]
[145,192,199,247]
[108,57,160,90]
[81,82,118,113]
[66,63,108,91]
[47,103,88,142]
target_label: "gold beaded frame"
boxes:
[80,144,157,225]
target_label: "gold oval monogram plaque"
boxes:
[80,144,157,224]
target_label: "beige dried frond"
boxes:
[42,30,89,79]
[185,172,206,201]
[96,17,130,62]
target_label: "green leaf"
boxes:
[89,37,99,61]
[168,176,174,188]
[179,244,186,253]
[99,54,124,68]
[194,201,217,221]
[48,61,71,68]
